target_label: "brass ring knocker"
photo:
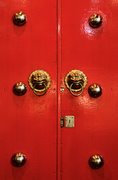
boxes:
[32,81,47,96]
[28,70,51,96]
[69,81,84,96]
[65,70,88,96]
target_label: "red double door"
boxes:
[0,0,118,179]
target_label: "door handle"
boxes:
[65,70,87,96]
[28,70,51,96]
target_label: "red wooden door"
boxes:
[0,0,118,180]
[0,0,57,179]
[61,0,118,180]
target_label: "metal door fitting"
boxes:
[28,70,51,96]
[65,70,87,96]
[61,116,75,128]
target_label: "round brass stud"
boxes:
[13,11,27,26]
[89,14,103,28]
[88,154,104,169]
[88,83,102,98]
[13,82,27,96]
[11,153,27,167]
[65,70,88,96]
[28,70,51,96]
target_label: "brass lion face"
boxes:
[65,70,87,96]
[29,70,51,96]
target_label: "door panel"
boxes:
[0,0,57,179]
[0,0,118,180]
[61,1,118,180]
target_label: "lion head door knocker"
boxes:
[28,70,51,96]
[65,70,88,96]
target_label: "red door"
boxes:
[61,0,118,180]
[0,0,118,180]
[0,0,57,179]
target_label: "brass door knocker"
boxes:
[65,70,87,96]
[28,70,51,96]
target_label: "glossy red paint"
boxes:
[0,0,57,179]
[0,0,118,180]
[61,0,118,180]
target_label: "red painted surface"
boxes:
[0,0,57,179]
[0,0,118,180]
[61,0,118,180]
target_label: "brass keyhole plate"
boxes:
[28,70,51,95]
[65,70,88,95]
